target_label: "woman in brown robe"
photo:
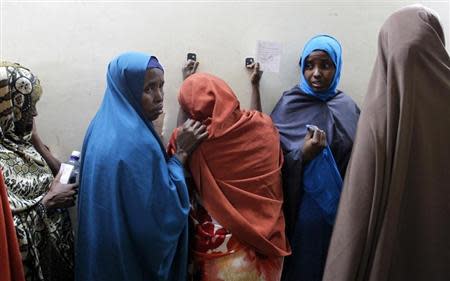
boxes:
[323,5,450,281]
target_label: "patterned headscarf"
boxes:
[0,62,50,211]
[0,62,42,139]
[0,62,74,280]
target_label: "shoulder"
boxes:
[333,91,357,104]
[242,110,276,129]
[332,91,360,111]
[281,85,307,98]
[272,86,312,113]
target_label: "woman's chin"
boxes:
[148,112,162,122]
[312,86,327,92]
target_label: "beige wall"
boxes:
[2,0,449,160]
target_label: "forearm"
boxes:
[174,151,188,166]
[250,85,262,112]
[38,147,61,176]
[32,136,61,175]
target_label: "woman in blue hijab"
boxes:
[269,35,360,281]
[76,52,207,281]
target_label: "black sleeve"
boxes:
[282,148,304,239]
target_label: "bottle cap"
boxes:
[71,150,81,158]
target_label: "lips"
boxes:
[311,80,323,87]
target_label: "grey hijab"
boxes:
[323,5,450,281]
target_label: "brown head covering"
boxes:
[323,5,450,281]
[169,73,290,257]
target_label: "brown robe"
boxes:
[323,5,450,281]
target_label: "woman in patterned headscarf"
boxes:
[0,62,77,281]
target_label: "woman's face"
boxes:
[15,104,37,135]
[141,68,164,121]
[303,51,336,92]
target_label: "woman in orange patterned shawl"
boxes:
[169,72,290,281]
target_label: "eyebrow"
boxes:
[145,79,164,87]
[146,76,164,82]
[306,58,332,62]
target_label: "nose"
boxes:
[31,106,38,117]
[154,89,164,103]
[313,67,322,79]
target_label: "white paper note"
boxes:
[256,40,282,73]
[59,163,74,184]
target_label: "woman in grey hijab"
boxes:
[323,5,450,281]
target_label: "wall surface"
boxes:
[1,0,449,159]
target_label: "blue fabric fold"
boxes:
[76,52,189,281]
[303,146,343,225]
[283,146,343,281]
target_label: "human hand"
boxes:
[248,62,263,86]
[182,59,199,80]
[175,119,208,164]
[41,170,78,210]
[302,126,326,163]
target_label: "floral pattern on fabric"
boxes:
[190,199,283,281]
[0,62,74,281]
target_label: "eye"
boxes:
[144,85,155,94]
[145,82,159,93]
[305,62,313,70]
[322,61,334,69]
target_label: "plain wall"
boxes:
[2,0,449,160]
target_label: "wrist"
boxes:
[301,149,311,163]
[41,192,54,210]
[37,201,48,216]
[175,150,189,165]
[182,73,190,80]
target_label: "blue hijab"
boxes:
[76,52,189,281]
[299,35,342,101]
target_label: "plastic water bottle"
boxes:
[60,151,81,184]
